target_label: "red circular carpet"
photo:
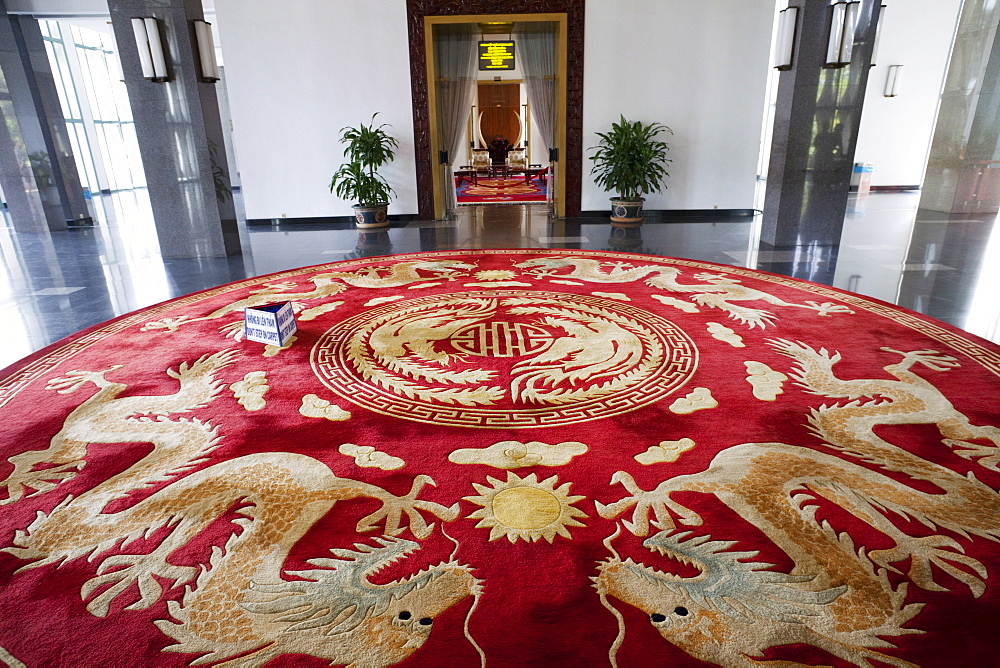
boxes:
[2,249,999,667]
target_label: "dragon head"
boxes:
[595,531,844,661]
[514,257,568,272]
[244,535,481,666]
[416,260,476,277]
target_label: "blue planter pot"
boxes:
[353,203,389,229]
[609,197,644,227]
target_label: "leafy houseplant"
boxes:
[329,114,399,228]
[589,115,672,225]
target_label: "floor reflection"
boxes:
[1,189,998,372]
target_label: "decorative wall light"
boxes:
[825,1,860,68]
[774,6,799,70]
[193,20,220,83]
[884,64,902,96]
[870,5,886,67]
[131,17,169,82]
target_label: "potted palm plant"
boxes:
[329,114,399,229]
[589,115,672,226]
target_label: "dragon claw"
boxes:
[880,347,959,372]
[804,301,855,316]
[83,552,198,617]
[597,472,697,536]
[46,366,123,393]
[251,281,297,294]
[355,476,454,539]
[140,316,192,332]
[944,438,1000,472]
[1,460,81,504]
[869,534,987,597]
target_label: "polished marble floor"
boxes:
[1,189,998,371]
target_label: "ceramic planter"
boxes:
[609,197,644,226]
[353,203,389,229]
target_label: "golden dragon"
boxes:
[141,259,476,334]
[595,340,1000,667]
[1,350,479,667]
[516,256,853,328]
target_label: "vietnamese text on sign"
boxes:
[478,41,515,71]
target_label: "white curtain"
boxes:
[434,25,477,214]
[514,23,557,155]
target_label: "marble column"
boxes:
[762,0,881,248]
[107,0,240,258]
[0,3,91,233]
[919,0,1000,214]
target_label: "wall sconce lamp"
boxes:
[870,5,886,67]
[131,17,169,82]
[193,20,220,83]
[825,1,860,68]
[774,6,799,70]
[884,64,902,96]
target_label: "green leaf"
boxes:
[588,115,672,198]
[331,112,398,205]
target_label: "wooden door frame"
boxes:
[406,0,584,219]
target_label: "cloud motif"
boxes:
[745,361,789,401]
[650,294,700,313]
[592,292,631,301]
[339,443,405,471]
[669,387,718,414]
[707,322,745,347]
[298,301,344,321]
[299,393,352,421]
[263,335,297,358]
[635,438,697,465]
[449,440,588,469]
[364,295,405,307]
[231,371,269,411]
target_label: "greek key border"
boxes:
[3,249,999,410]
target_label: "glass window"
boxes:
[41,19,145,193]
[66,122,98,192]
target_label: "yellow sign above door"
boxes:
[479,41,515,71]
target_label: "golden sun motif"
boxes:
[464,472,587,543]
[474,269,517,281]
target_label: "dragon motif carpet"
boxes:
[2,249,1000,667]
[455,176,547,205]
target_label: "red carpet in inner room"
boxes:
[456,175,547,204]
[2,249,1000,666]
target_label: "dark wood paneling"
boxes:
[407,0,585,218]
[478,82,521,146]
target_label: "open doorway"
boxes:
[451,74,549,206]
[423,14,568,219]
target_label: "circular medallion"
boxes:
[354,211,365,224]
[4,249,1000,666]
[311,290,697,427]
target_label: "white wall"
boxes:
[853,0,962,187]
[215,0,775,218]
[582,0,774,211]
[10,0,967,215]
[213,0,417,219]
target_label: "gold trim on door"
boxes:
[424,13,568,219]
